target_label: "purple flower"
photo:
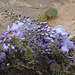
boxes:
[6,48,10,53]
[7,25,12,33]
[12,23,19,30]
[2,32,8,37]
[15,49,17,53]
[7,63,10,66]
[45,49,48,51]
[0,52,6,59]
[0,40,2,44]
[48,60,55,64]
[0,14,74,71]
[47,52,50,54]
[0,65,3,70]
[40,22,43,25]
[59,43,64,48]
[27,15,30,18]
[1,35,5,39]
[13,54,15,58]
[20,50,22,54]
[66,65,70,70]
[42,22,47,25]
[35,18,39,21]
[67,33,70,37]
[57,37,62,42]
[0,59,2,64]
[19,60,23,64]
[36,56,41,61]
[73,42,75,46]
[0,37,2,40]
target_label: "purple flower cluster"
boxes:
[0,14,75,71]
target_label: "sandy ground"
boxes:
[0,0,75,37]
[48,1,75,37]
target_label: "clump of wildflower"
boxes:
[0,12,75,74]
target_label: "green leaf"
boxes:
[68,52,74,57]
[11,37,22,47]
[6,65,20,69]
[68,70,75,75]
[45,8,58,18]
[42,15,47,21]
[25,46,33,57]
[12,58,19,63]
[28,60,35,64]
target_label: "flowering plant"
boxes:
[0,11,75,75]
